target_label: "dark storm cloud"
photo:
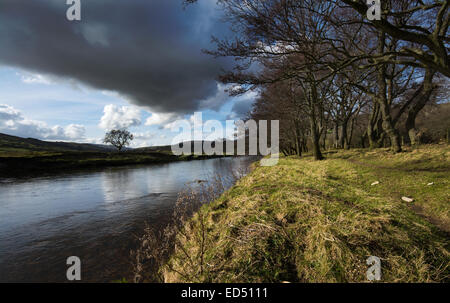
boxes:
[231,97,255,118]
[0,0,231,113]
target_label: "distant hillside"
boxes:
[0,133,257,157]
[135,139,242,154]
[0,134,231,177]
[0,133,115,154]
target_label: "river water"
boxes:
[0,157,255,282]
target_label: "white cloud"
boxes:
[145,112,181,129]
[19,72,53,85]
[101,90,119,97]
[62,124,86,140]
[189,113,203,125]
[99,104,141,130]
[0,103,22,120]
[16,70,86,91]
[129,132,157,148]
[133,131,155,140]
[0,104,86,140]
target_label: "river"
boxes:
[0,156,255,282]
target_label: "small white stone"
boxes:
[401,196,414,203]
[427,182,434,186]
[371,181,380,186]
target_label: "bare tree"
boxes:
[205,0,341,160]
[329,72,368,149]
[185,0,448,151]
[337,0,449,77]
[251,78,310,156]
[103,129,134,151]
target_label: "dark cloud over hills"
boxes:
[0,0,232,114]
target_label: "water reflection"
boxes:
[101,169,147,204]
[0,157,255,282]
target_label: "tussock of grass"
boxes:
[164,144,449,282]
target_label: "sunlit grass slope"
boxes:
[164,144,449,282]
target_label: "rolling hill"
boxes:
[0,133,232,177]
[0,132,115,155]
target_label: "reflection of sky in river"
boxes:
[0,157,256,282]
[100,160,223,203]
[0,158,252,231]
[0,158,253,250]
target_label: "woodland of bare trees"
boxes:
[188,0,449,160]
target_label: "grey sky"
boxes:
[0,0,235,115]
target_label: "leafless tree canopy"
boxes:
[185,0,448,158]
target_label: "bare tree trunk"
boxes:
[376,32,401,153]
[302,137,308,153]
[294,128,302,157]
[338,118,348,149]
[333,122,339,149]
[367,103,383,148]
[379,100,402,152]
[405,69,435,145]
[346,117,355,149]
[361,132,367,148]
[310,116,324,160]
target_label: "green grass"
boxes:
[163,144,449,283]
[0,132,113,156]
[0,147,62,158]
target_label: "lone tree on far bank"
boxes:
[103,129,134,151]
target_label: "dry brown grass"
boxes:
[162,145,449,283]
[131,165,249,282]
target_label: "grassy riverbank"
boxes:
[163,144,449,282]
[0,133,232,177]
